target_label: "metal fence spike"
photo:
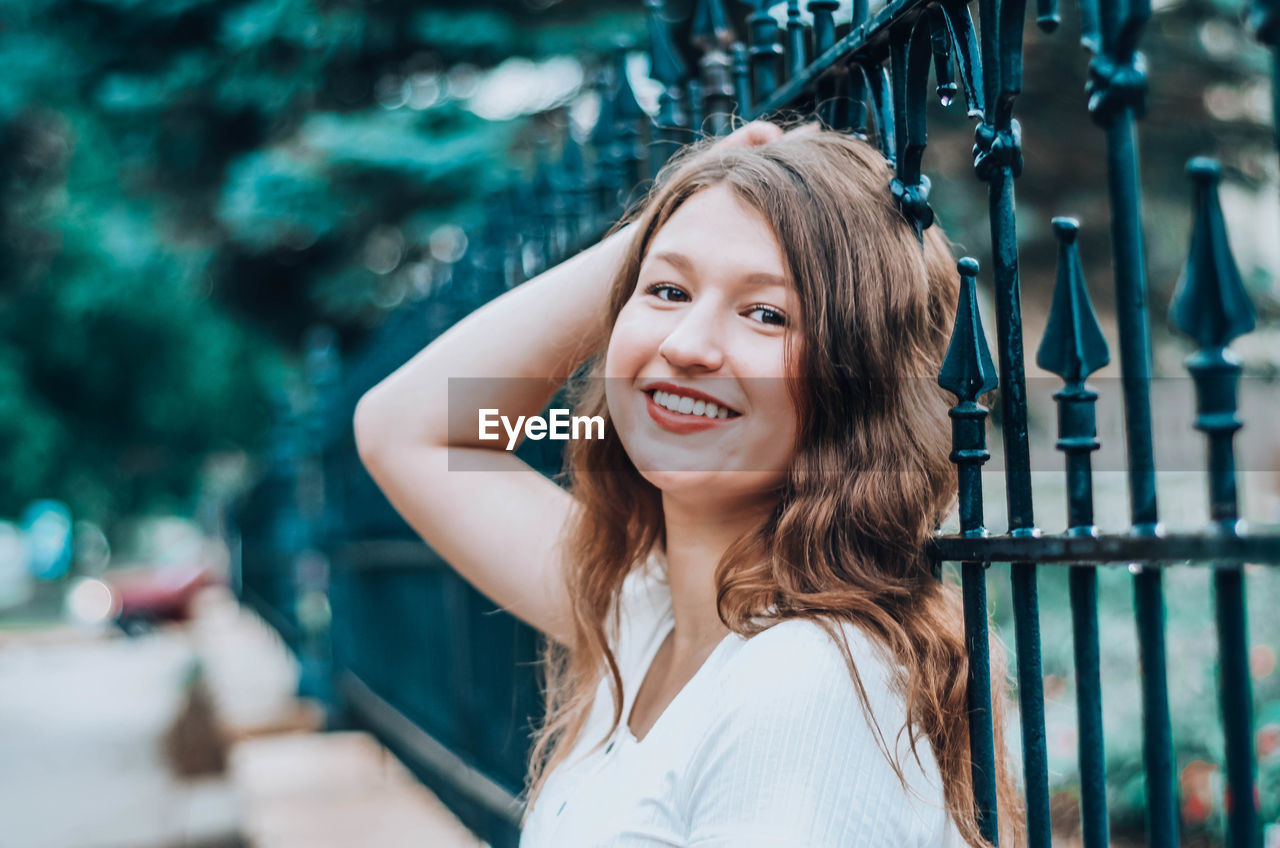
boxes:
[1037,217,1110,383]
[938,257,999,402]
[1169,158,1257,350]
[1171,155,1261,848]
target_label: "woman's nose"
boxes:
[657,300,726,371]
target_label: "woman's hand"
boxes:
[713,119,821,151]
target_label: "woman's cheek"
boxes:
[605,311,659,379]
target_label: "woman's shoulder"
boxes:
[710,616,929,782]
[725,615,900,706]
[683,616,959,846]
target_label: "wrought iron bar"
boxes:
[938,256,1002,845]
[862,62,897,165]
[810,0,840,51]
[609,42,647,205]
[1038,0,1061,33]
[806,0,846,130]
[746,0,783,103]
[1082,0,1179,839]
[1037,218,1111,848]
[590,69,621,226]
[557,133,588,250]
[692,0,736,135]
[748,0,935,118]
[937,0,986,120]
[532,142,559,269]
[1170,158,1260,848]
[731,43,751,122]
[931,532,1280,564]
[928,6,958,107]
[787,0,808,80]
[888,19,936,239]
[1246,0,1280,157]
[973,0,1052,838]
[646,0,689,176]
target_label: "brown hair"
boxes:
[523,127,1026,848]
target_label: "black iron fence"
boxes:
[229,1,1280,846]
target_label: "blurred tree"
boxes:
[0,0,643,525]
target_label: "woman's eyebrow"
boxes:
[649,250,788,290]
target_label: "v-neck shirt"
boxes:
[518,548,968,847]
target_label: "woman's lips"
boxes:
[644,391,738,434]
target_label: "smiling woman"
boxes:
[606,183,800,487]
[353,121,1026,848]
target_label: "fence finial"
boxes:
[1037,218,1109,383]
[1170,156,1261,848]
[939,257,998,402]
[1169,158,1257,350]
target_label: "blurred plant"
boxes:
[0,0,642,526]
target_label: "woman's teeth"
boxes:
[652,390,733,419]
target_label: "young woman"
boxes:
[354,121,1025,847]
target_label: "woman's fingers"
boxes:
[716,120,784,149]
[780,120,822,141]
[714,119,822,151]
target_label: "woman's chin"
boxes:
[634,465,785,504]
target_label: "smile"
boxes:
[643,388,741,434]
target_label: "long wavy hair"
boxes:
[523,127,1026,848]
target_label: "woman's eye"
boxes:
[746,305,788,327]
[644,283,689,302]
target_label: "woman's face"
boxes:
[605,184,802,504]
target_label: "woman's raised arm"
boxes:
[353,121,787,648]
[353,222,637,647]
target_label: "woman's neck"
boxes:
[659,490,776,660]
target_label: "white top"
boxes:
[519,549,968,847]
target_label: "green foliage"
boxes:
[0,0,641,525]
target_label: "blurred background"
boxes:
[0,0,1277,846]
